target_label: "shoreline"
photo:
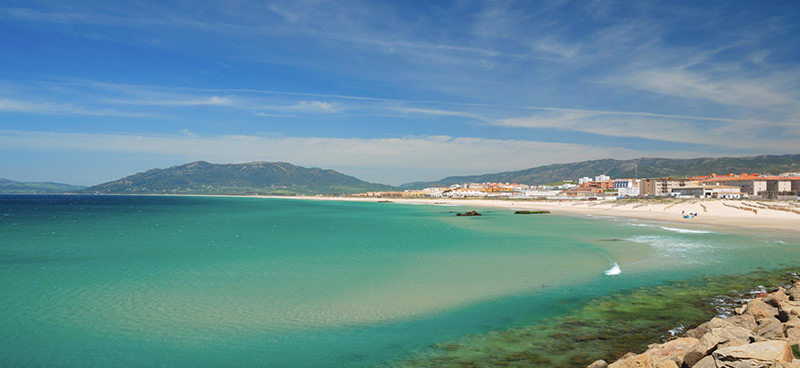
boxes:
[256,196,800,234]
[24,193,797,234]
[396,266,800,368]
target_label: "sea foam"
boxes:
[659,226,714,234]
[604,263,621,276]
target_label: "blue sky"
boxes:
[1,1,798,186]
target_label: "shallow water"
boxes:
[1,195,798,367]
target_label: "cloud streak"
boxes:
[0,97,153,118]
[0,130,678,185]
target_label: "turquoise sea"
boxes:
[1,195,799,367]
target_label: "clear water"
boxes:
[1,195,798,367]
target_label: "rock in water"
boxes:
[456,211,481,216]
[587,360,609,368]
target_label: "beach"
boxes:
[270,196,800,234]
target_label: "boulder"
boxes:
[691,355,717,368]
[786,281,800,301]
[587,360,609,368]
[765,289,790,307]
[783,316,800,345]
[586,359,608,368]
[709,326,756,343]
[686,318,735,339]
[645,337,699,366]
[608,353,654,368]
[654,359,679,368]
[778,302,800,322]
[727,314,758,331]
[747,299,780,322]
[684,333,725,367]
[713,340,794,367]
[735,304,748,315]
[684,327,756,367]
[753,318,786,340]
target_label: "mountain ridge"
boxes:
[400,154,800,188]
[0,178,86,194]
[83,161,394,195]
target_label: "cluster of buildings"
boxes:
[361,172,800,200]
[569,172,800,200]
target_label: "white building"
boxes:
[618,186,640,197]
[523,190,563,198]
[443,189,487,198]
[613,179,640,197]
[671,185,745,199]
[578,177,593,185]
[595,175,611,182]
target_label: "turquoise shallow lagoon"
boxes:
[1,195,799,367]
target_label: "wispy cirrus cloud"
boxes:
[0,97,153,118]
[495,110,800,152]
[105,95,236,107]
[265,101,341,113]
[391,107,491,123]
[624,68,798,108]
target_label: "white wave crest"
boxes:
[659,226,714,234]
[604,262,621,276]
[629,223,714,234]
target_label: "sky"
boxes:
[1,1,799,186]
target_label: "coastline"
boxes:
[4,194,799,367]
[256,196,800,234]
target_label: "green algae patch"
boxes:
[393,268,800,368]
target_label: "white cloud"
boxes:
[0,130,663,185]
[626,68,796,108]
[391,107,491,123]
[106,95,236,107]
[0,97,152,117]
[260,100,341,113]
[495,110,800,152]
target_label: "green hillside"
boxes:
[400,154,800,188]
[0,179,85,194]
[83,161,394,195]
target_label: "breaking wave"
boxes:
[604,262,621,276]
[659,226,715,234]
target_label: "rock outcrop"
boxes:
[456,211,482,216]
[590,280,800,368]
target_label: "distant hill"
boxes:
[0,178,85,194]
[400,154,800,188]
[83,161,394,195]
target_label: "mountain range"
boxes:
[399,154,800,188]
[2,154,798,195]
[0,178,86,194]
[83,161,393,195]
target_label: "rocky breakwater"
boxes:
[588,281,800,368]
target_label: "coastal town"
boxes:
[360,172,800,201]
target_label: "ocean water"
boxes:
[1,195,799,367]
